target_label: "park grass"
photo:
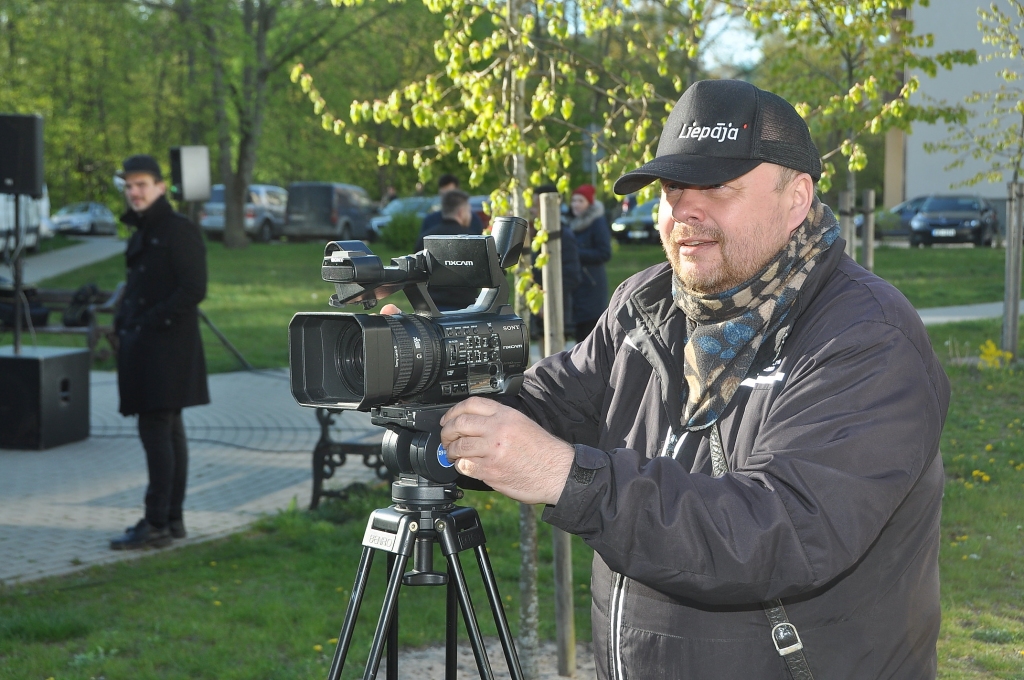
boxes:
[3,238,1024,677]
[0,488,593,680]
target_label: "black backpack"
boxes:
[62,283,101,327]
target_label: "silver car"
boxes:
[370,196,438,238]
[50,202,118,236]
[200,184,288,242]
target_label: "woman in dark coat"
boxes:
[110,154,209,550]
[568,184,612,340]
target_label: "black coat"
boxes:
[115,196,209,415]
[570,203,612,325]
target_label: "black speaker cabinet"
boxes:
[0,346,90,450]
[0,114,44,198]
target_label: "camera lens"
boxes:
[385,314,441,398]
[335,322,365,394]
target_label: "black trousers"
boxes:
[138,410,188,529]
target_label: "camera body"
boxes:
[288,216,529,484]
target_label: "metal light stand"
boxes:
[327,474,524,680]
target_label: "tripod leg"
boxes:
[446,552,495,680]
[386,554,399,680]
[475,545,525,680]
[327,546,376,680]
[363,551,410,680]
[446,567,458,680]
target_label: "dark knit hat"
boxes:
[613,80,821,195]
[117,154,163,181]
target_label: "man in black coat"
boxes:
[415,189,479,312]
[110,154,209,550]
[418,174,484,236]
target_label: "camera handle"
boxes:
[327,477,524,680]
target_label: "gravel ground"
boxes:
[374,639,597,679]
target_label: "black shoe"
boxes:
[169,519,186,539]
[110,519,172,550]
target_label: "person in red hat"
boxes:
[567,184,611,340]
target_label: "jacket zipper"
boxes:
[609,426,686,680]
[609,571,626,680]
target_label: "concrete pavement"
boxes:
[0,368,381,585]
[0,235,126,285]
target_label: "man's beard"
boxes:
[663,215,790,295]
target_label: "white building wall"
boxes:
[905,0,1017,202]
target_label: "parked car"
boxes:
[610,198,660,244]
[284,182,377,241]
[854,195,927,239]
[200,184,287,243]
[369,196,438,239]
[50,201,117,236]
[909,194,1000,247]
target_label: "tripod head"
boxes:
[390,473,464,511]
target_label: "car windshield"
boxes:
[56,203,89,215]
[382,197,433,215]
[922,196,979,212]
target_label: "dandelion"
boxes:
[965,482,974,489]
[958,535,968,541]
[983,474,991,482]
[329,638,338,645]
[214,600,222,606]
[210,561,218,567]
[336,587,344,593]
[314,644,323,652]
[210,586,218,592]
[985,444,994,452]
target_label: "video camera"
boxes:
[288,215,529,484]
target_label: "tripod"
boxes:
[327,473,525,680]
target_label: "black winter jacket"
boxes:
[569,203,612,326]
[116,196,209,415]
[518,239,950,679]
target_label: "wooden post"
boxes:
[540,192,576,677]
[862,189,875,272]
[839,191,855,258]
[1002,182,1023,358]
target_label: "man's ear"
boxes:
[786,173,814,233]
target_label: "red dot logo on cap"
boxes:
[743,124,748,129]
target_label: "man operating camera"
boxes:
[387,80,950,679]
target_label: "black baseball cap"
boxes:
[613,80,821,195]
[117,154,163,181]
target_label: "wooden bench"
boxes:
[0,283,125,360]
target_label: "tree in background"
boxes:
[747,0,977,196]
[148,0,412,248]
[925,0,1024,186]
[0,1,192,209]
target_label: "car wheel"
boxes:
[259,221,274,243]
[339,222,352,240]
[910,235,922,248]
[88,222,97,235]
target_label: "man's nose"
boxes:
[669,188,706,225]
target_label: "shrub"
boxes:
[381,211,420,251]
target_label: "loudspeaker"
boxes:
[0,346,90,450]
[0,114,44,198]
[169,145,211,202]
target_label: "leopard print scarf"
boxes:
[672,197,839,431]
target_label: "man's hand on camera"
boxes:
[379,304,402,315]
[439,397,574,506]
